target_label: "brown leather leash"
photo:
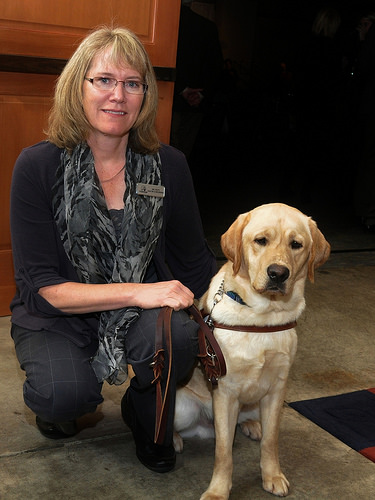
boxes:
[152,306,173,445]
[187,304,227,384]
[151,304,227,445]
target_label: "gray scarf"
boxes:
[52,142,163,384]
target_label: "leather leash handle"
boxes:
[152,306,173,445]
[187,304,227,383]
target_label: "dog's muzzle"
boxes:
[266,264,290,292]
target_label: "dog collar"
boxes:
[211,279,249,310]
[226,290,247,305]
[209,320,297,333]
[205,279,297,333]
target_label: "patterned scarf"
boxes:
[52,142,163,384]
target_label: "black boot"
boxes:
[121,388,176,473]
[36,416,77,439]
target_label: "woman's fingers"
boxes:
[135,280,194,310]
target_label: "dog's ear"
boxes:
[307,219,331,282]
[221,212,251,275]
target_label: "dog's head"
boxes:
[220,203,330,296]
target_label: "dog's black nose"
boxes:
[267,264,290,283]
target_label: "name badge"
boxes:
[136,183,165,198]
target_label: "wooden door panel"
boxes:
[0,0,180,66]
[0,250,14,313]
[0,0,152,31]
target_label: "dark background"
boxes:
[181,0,375,245]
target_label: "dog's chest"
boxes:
[217,330,297,403]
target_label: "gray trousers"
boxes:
[11,308,199,445]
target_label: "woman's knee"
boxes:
[23,375,103,422]
[126,308,199,387]
[170,310,199,381]
[12,325,103,421]
[126,308,198,358]
[170,309,199,354]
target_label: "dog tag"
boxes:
[136,183,165,198]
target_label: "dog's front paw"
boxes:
[173,431,184,453]
[263,473,290,497]
[200,491,228,500]
[239,419,262,441]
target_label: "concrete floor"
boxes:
[1,195,375,499]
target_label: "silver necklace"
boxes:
[100,164,125,183]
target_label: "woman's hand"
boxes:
[181,87,204,107]
[133,280,194,311]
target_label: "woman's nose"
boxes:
[110,82,127,102]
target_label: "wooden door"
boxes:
[0,0,180,315]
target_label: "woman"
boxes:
[10,26,216,473]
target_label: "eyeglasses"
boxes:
[85,77,148,95]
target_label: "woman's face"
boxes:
[82,47,145,143]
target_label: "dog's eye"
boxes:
[255,237,267,246]
[291,240,303,249]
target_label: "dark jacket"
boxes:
[10,141,216,345]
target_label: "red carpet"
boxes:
[289,388,375,462]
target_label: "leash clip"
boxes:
[204,314,214,329]
[212,279,225,306]
[209,278,225,319]
[207,351,216,365]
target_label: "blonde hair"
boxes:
[312,8,341,38]
[47,26,160,153]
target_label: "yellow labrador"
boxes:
[174,203,330,499]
